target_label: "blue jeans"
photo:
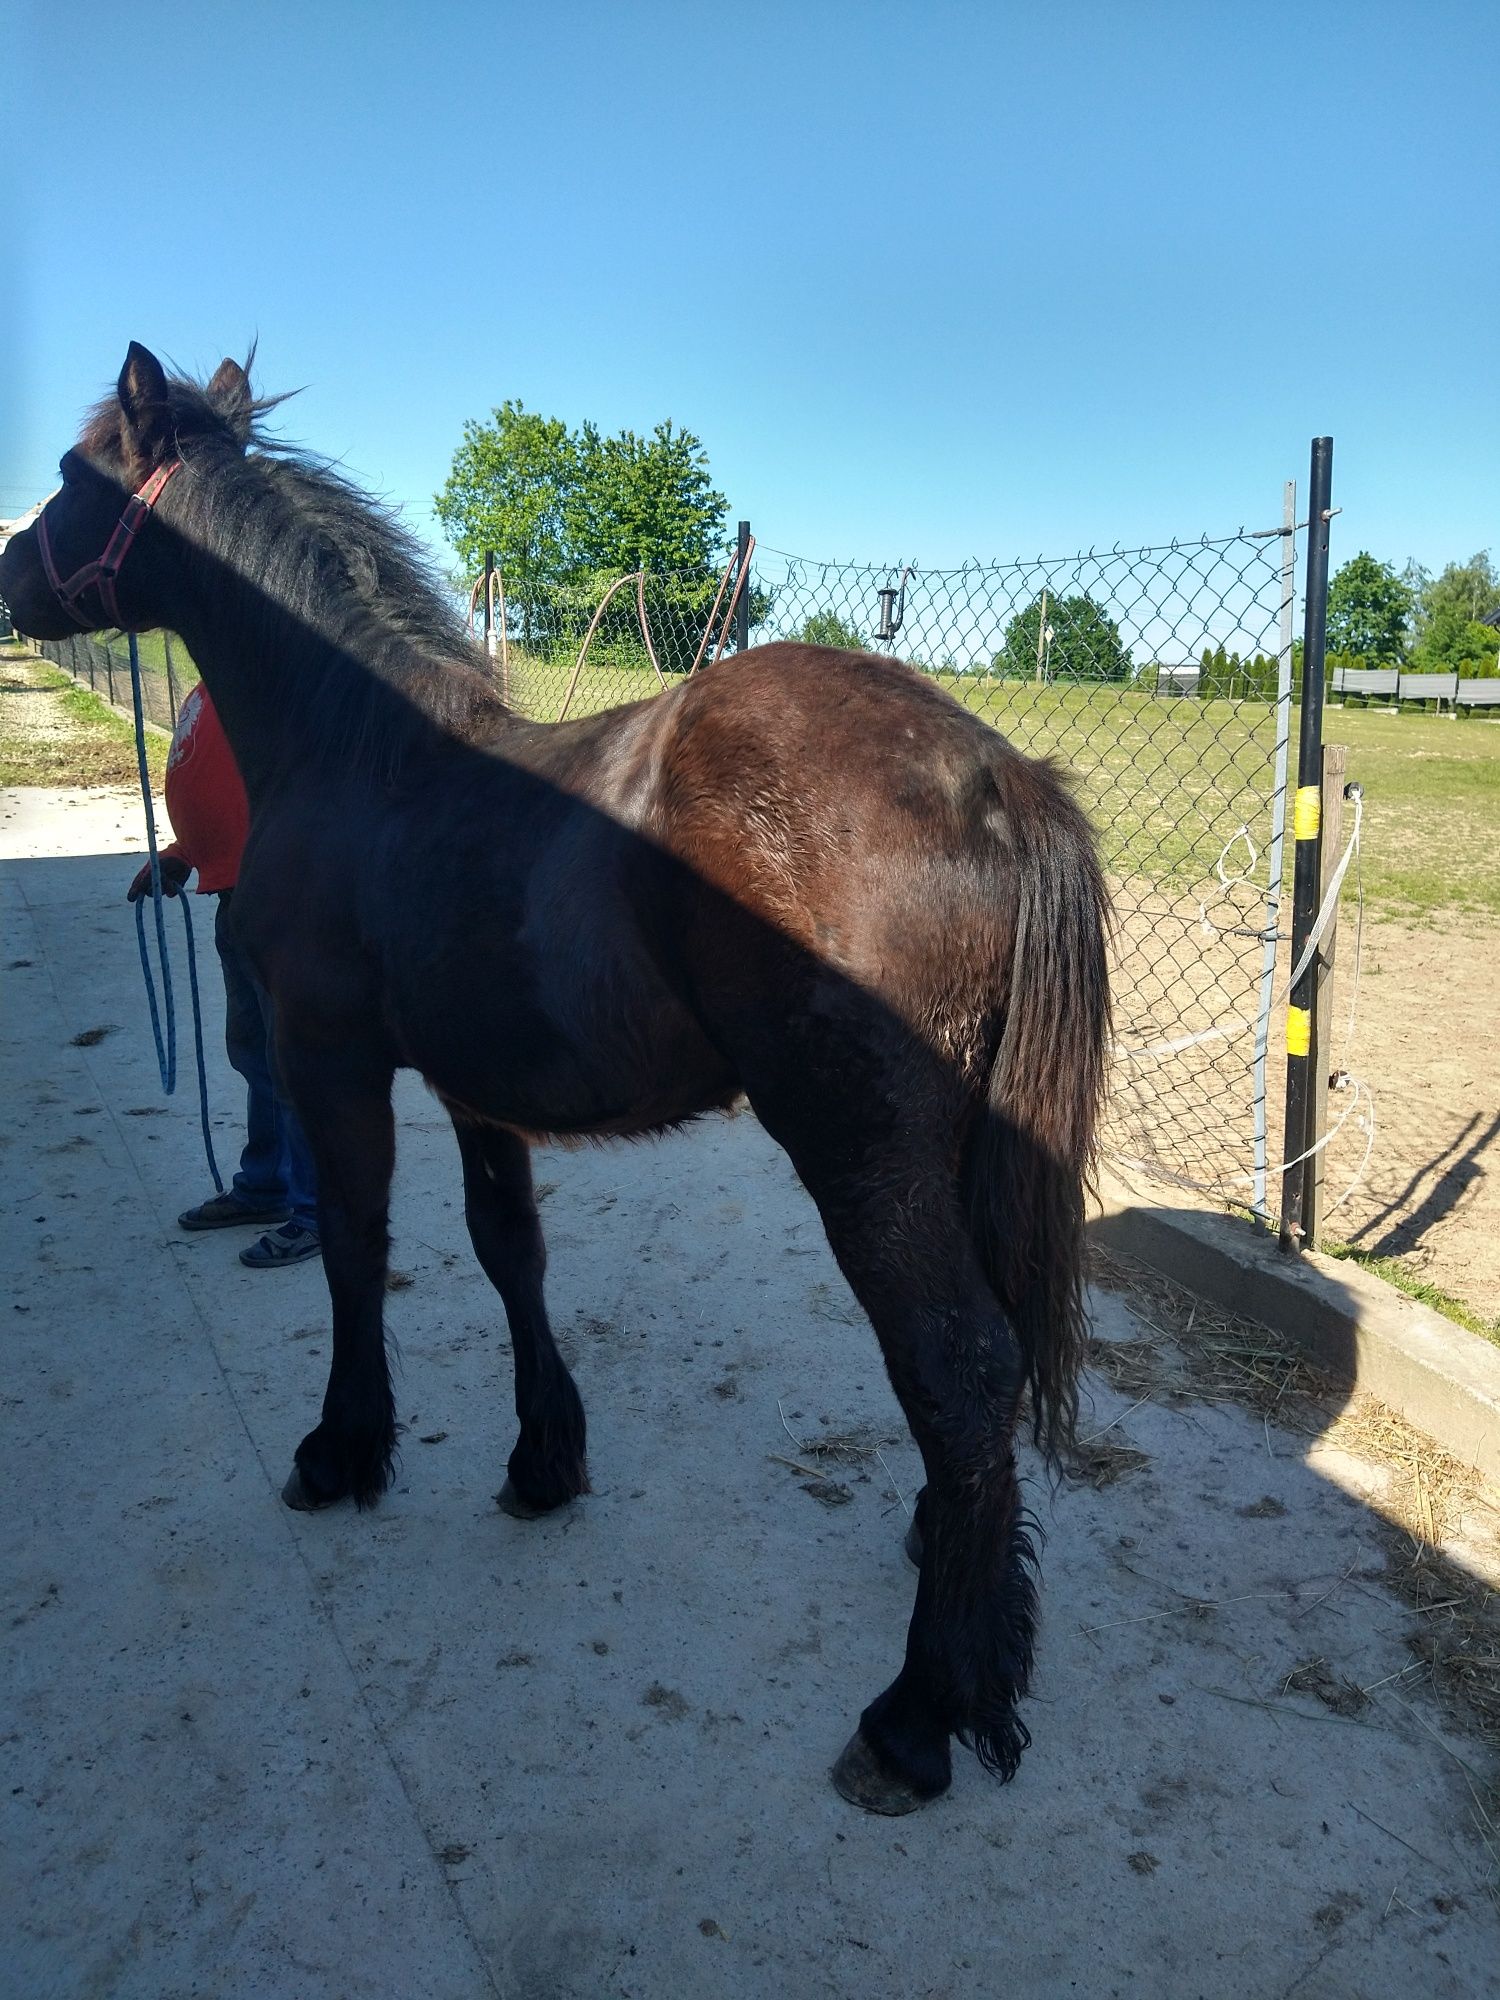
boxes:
[214,890,319,1232]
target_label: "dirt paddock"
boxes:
[1322,915,1500,1320]
[3,790,1497,1999]
[1106,874,1498,1331]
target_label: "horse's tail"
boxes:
[965,765,1112,1470]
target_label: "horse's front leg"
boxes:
[278,1041,398,1510]
[452,1121,588,1516]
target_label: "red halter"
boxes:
[36,459,181,629]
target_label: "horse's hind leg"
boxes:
[766,1133,1035,1813]
[453,1122,588,1516]
[278,1043,399,1510]
[841,1200,1032,1811]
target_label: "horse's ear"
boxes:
[206,356,254,448]
[117,342,172,460]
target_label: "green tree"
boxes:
[1198,645,1277,700]
[1420,551,1500,626]
[993,592,1133,682]
[1411,604,1500,676]
[568,421,727,577]
[1409,552,1500,675]
[797,610,866,651]
[434,403,730,648]
[433,401,578,638]
[1326,552,1414,662]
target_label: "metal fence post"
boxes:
[735,521,751,654]
[1301,742,1346,1247]
[1279,435,1334,1252]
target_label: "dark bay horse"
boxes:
[0,343,1111,1814]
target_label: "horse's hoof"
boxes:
[282,1463,335,1512]
[903,1514,924,1569]
[831,1729,940,1816]
[495,1477,560,1520]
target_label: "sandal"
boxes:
[239,1222,323,1268]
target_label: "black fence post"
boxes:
[1279,435,1334,1252]
[1301,741,1347,1247]
[735,520,750,654]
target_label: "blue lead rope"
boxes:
[128,633,224,1192]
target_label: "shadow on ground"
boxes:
[2,815,1496,1999]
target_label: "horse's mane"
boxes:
[84,358,503,783]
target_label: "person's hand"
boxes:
[126,854,192,902]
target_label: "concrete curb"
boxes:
[1090,1169,1500,1487]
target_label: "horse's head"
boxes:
[0,342,258,639]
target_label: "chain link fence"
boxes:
[471,564,746,721]
[21,506,1303,1213]
[743,533,1298,1214]
[29,627,188,732]
[492,522,1299,1210]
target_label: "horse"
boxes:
[0,343,1111,1815]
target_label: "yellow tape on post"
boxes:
[1286,1004,1311,1057]
[1293,786,1321,841]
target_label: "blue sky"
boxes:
[6,1,1495,581]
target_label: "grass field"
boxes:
[0,645,167,787]
[21,632,1500,917]
[1308,702,1500,919]
[504,650,1500,913]
[504,652,1283,884]
[1322,1238,1500,1346]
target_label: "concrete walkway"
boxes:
[3,789,1495,1999]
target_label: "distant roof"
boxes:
[1481,606,1500,629]
[0,501,43,551]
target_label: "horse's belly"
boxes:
[391,965,737,1141]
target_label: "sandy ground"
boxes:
[1321,917,1500,1321]
[1106,874,1498,1327]
[0,650,162,791]
[2,789,1497,2000]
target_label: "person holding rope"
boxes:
[126,681,321,1267]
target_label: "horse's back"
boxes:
[642,642,1070,977]
[621,643,1086,1116]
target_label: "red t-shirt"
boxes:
[161,683,250,893]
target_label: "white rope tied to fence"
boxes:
[1109,786,1377,1226]
[1113,1069,1377,1220]
[1113,789,1363,1061]
[1197,825,1260,939]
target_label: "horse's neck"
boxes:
[164,529,468,801]
[163,578,333,798]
